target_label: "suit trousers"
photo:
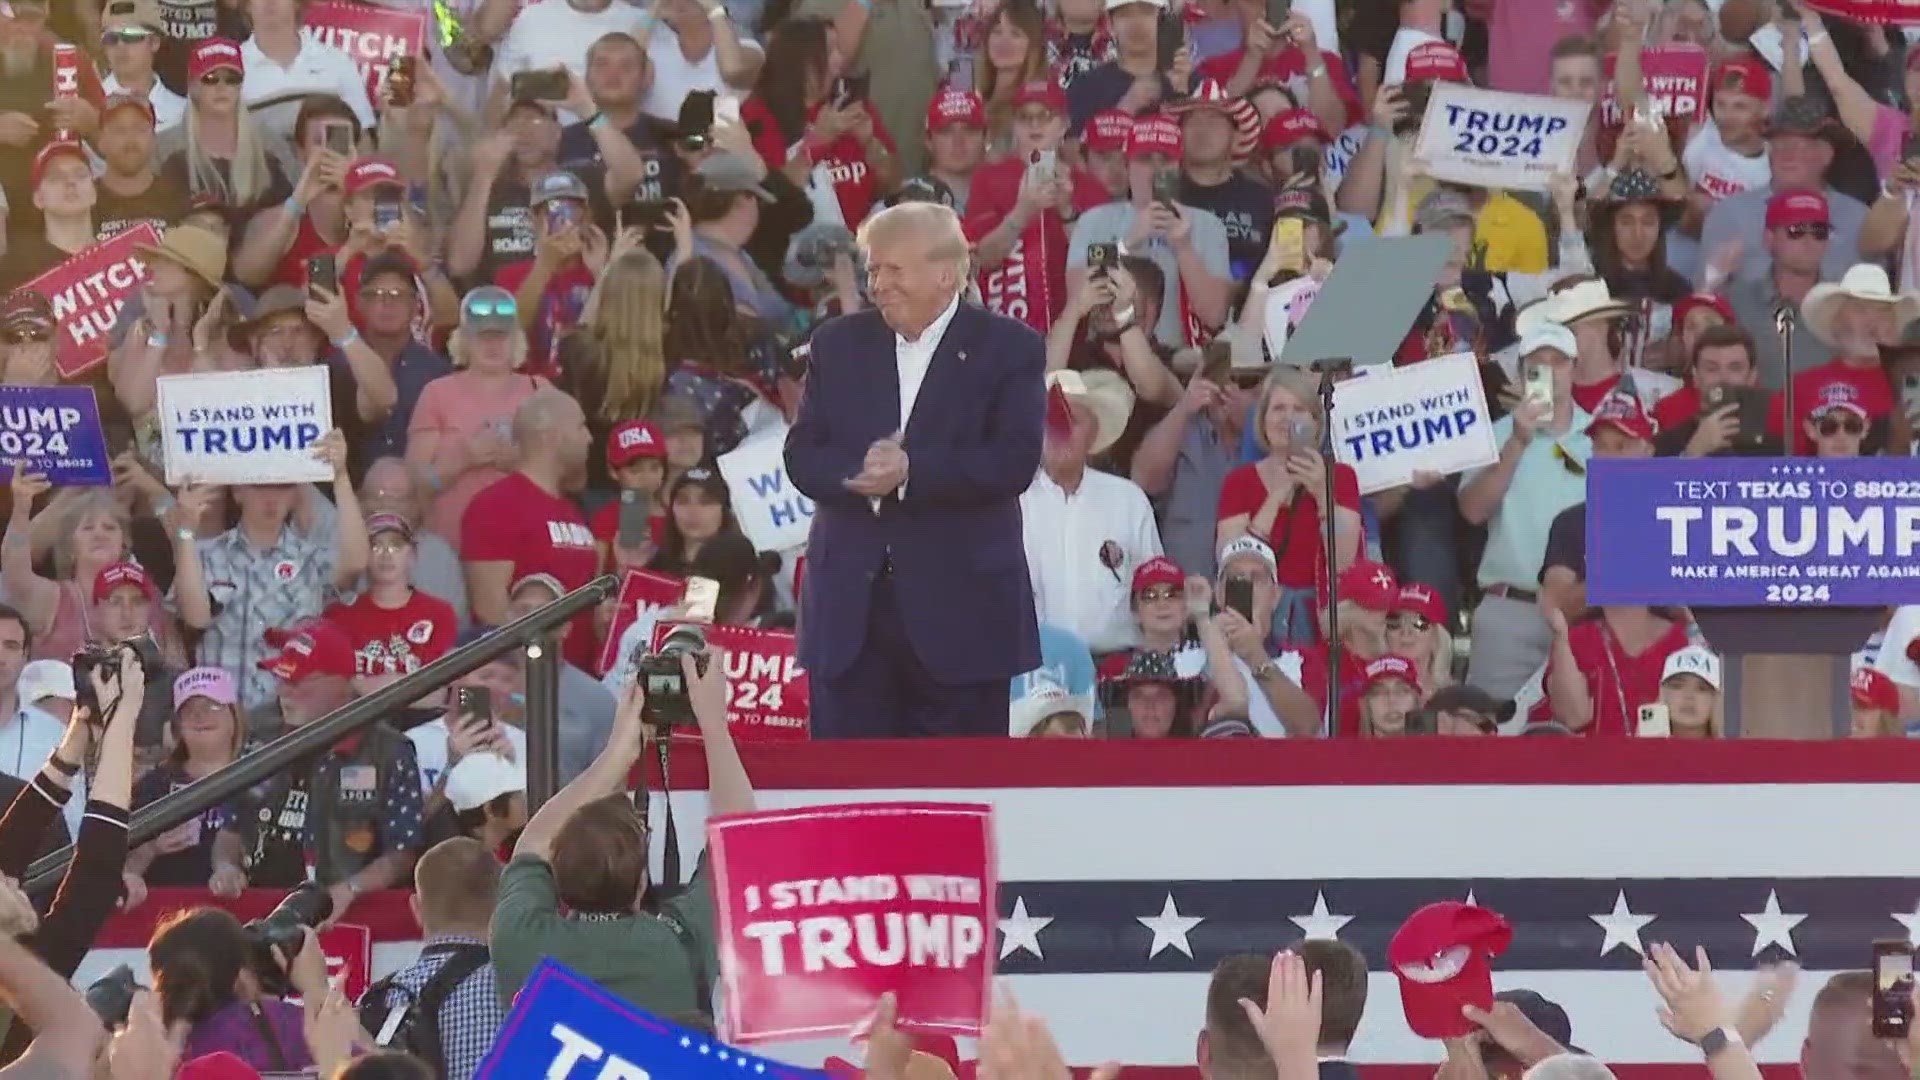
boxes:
[811,571,1007,738]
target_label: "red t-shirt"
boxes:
[1570,373,1622,415]
[962,156,1110,333]
[1650,384,1701,432]
[462,471,601,665]
[494,257,596,382]
[323,589,458,677]
[1215,462,1362,590]
[1279,642,1369,736]
[1529,617,1692,737]
[741,94,896,228]
[1195,45,1364,127]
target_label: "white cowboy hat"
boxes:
[1801,264,1920,347]
[1542,278,1633,326]
[1009,678,1093,737]
[1047,368,1136,457]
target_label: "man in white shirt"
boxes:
[7,656,86,839]
[1020,369,1162,655]
[637,0,762,122]
[100,0,187,131]
[495,0,657,119]
[409,661,527,797]
[241,0,377,131]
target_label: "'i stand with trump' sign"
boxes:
[1328,353,1498,495]
[1413,84,1588,191]
[709,802,996,1044]
[157,366,334,486]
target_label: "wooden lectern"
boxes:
[1692,608,1882,738]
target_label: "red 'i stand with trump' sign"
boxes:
[707,802,997,1044]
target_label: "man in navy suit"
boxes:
[784,202,1046,738]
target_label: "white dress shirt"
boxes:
[874,292,961,511]
[0,706,83,838]
[640,25,763,123]
[102,73,186,132]
[1019,467,1163,654]
[242,32,377,127]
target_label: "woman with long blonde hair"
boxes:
[0,479,176,662]
[158,41,287,214]
[974,0,1051,152]
[558,249,670,495]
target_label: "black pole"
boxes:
[1776,306,1795,455]
[24,575,619,896]
[1317,360,1342,733]
[523,636,560,811]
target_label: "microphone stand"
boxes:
[1775,307,1795,455]
[1316,359,1342,731]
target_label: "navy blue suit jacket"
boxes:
[784,302,1046,685]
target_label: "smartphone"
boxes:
[1184,576,1212,621]
[545,199,582,235]
[625,198,672,233]
[1152,168,1181,206]
[831,74,868,107]
[305,253,337,299]
[681,89,716,137]
[386,52,416,107]
[1088,241,1119,276]
[322,120,352,157]
[617,489,650,549]
[1875,940,1915,1039]
[1266,0,1291,27]
[684,576,720,624]
[1523,362,1554,412]
[1200,339,1233,386]
[1635,703,1671,738]
[456,685,493,726]
[1222,576,1255,624]
[1271,217,1306,276]
[1156,10,1183,74]
[1705,384,1769,445]
[510,68,570,103]
[372,195,403,234]
[1287,414,1317,446]
[1027,147,1057,186]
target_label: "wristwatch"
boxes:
[173,525,195,544]
[1251,659,1279,680]
[1696,1027,1742,1059]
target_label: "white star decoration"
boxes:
[1138,894,1205,958]
[999,897,1054,960]
[1741,890,1808,956]
[1590,890,1657,957]
[1290,891,1353,940]
[1892,905,1920,947]
[1372,569,1394,589]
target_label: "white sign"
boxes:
[1329,353,1497,495]
[718,433,815,553]
[157,366,334,486]
[1412,84,1588,192]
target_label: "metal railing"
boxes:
[23,575,619,896]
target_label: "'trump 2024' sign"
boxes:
[1586,458,1920,607]
[1413,84,1587,191]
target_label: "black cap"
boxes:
[891,175,956,209]
[1493,990,1579,1053]
[690,530,778,588]
[1424,684,1517,726]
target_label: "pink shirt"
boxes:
[1486,0,1601,95]
[408,371,549,552]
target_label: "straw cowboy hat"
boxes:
[137,224,228,291]
[1539,278,1633,327]
[1047,368,1135,457]
[1801,264,1920,346]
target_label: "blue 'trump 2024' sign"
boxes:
[1586,458,1920,607]
[475,959,829,1080]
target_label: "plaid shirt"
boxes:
[193,520,340,711]
[372,935,502,1080]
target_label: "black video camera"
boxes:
[72,634,161,722]
[631,624,711,729]
[85,964,144,1028]
[242,882,334,996]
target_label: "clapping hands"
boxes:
[844,433,908,498]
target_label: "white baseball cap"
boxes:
[1661,646,1722,690]
[1009,677,1092,737]
[17,660,75,707]
[1218,534,1278,578]
[1517,320,1577,361]
[444,752,526,813]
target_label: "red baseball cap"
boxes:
[258,621,357,682]
[1587,393,1657,441]
[1125,114,1183,159]
[177,1052,263,1080]
[1853,666,1900,713]
[927,88,986,131]
[1261,107,1328,151]
[1011,79,1068,116]
[607,419,668,468]
[1808,380,1869,421]
[93,562,157,604]
[1405,41,1468,84]
[1392,583,1447,626]
[1131,555,1184,594]
[1363,654,1422,694]
[188,38,243,82]
[344,156,404,198]
[30,140,88,188]
[1766,190,1829,230]
[1339,559,1399,612]
[1084,110,1134,154]
[1387,901,1514,1039]
[1672,291,1733,329]
[1712,56,1772,104]
[101,93,156,127]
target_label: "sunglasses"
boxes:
[465,297,516,319]
[102,27,154,45]
[3,328,50,344]
[1783,223,1831,241]
[1817,413,1865,437]
[1386,613,1431,633]
[1135,585,1179,602]
[199,71,243,87]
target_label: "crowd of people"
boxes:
[0,0,1912,1071]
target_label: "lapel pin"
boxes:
[959,349,969,363]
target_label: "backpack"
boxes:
[358,943,492,1078]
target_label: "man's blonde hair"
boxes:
[858,202,971,279]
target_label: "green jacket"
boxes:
[490,853,715,1017]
